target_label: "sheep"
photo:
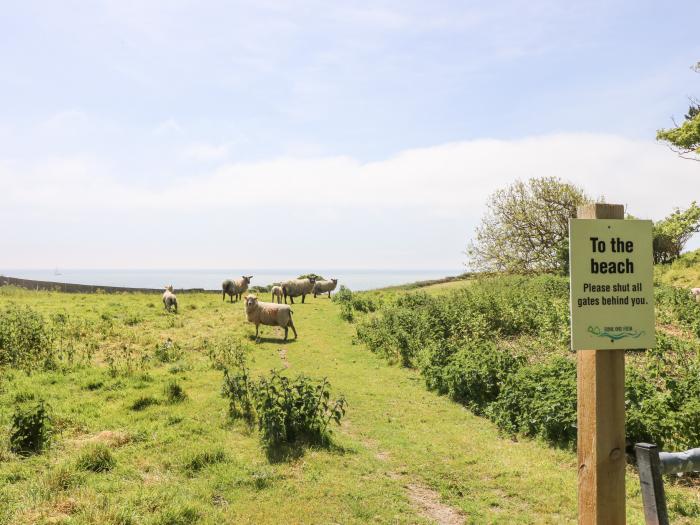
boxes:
[313,278,338,298]
[691,288,700,302]
[281,277,316,304]
[271,285,283,304]
[244,294,297,342]
[162,285,178,312]
[222,276,253,303]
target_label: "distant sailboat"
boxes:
[54,268,62,276]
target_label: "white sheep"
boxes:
[281,277,316,304]
[222,275,253,303]
[691,288,700,302]
[313,278,338,298]
[271,285,283,304]
[244,294,297,341]
[162,285,178,312]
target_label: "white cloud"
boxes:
[3,133,699,222]
[182,142,230,162]
[3,132,699,269]
[153,118,184,136]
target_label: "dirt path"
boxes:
[341,420,465,525]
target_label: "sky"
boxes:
[2,0,700,270]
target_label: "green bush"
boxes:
[0,304,54,372]
[255,371,347,447]
[489,357,577,447]
[332,285,353,304]
[332,286,378,322]
[424,340,525,415]
[9,400,52,455]
[656,284,700,336]
[222,354,347,448]
[624,334,700,450]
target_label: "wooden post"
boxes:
[577,203,627,524]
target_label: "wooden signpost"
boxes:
[569,204,655,524]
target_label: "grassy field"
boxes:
[0,283,698,524]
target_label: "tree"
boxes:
[656,62,700,161]
[652,201,700,264]
[467,177,591,274]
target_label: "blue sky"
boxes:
[2,1,699,270]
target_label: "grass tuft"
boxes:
[183,450,227,475]
[76,443,116,473]
[130,396,159,411]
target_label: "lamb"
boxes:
[313,278,338,298]
[162,285,178,312]
[281,277,316,304]
[691,288,700,302]
[244,294,297,342]
[271,285,283,304]
[222,275,253,303]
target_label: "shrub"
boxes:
[254,371,347,447]
[656,284,700,336]
[76,443,115,472]
[488,357,577,447]
[9,401,52,455]
[625,334,700,450]
[0,304,54,372]
[424,340,525,415]
[222,355,347,448]
[332,286,377,322]
[332,285,353,304]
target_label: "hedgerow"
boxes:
[352,275,700,450]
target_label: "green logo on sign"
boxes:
[588,325,644,342]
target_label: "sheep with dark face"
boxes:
[162,285,178,312]
[313,278,338,298]
[271,285,283,304]
[281,277,316,304]
[244,294,297,342]
[222,276,253,303]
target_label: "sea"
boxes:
[0,269,461,292]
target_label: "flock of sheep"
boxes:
[161,276,339,342]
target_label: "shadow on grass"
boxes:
[247,335,298,345]
[264,436,354,464]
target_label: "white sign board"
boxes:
[569,218,655,350]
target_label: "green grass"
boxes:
[0,286,697,523]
